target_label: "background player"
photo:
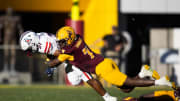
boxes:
[47,26,173,94]
[123,86,180,101]
[19,31,118,101]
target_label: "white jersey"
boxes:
[34,32,59,55]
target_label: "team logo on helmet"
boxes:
[24,38,32,45]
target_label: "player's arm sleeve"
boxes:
[57,54,74,62]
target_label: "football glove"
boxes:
[45,67,56,77]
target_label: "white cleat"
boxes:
[138,65,160,80]
[155,76,172,87]
[103,93,118,101]
[105,96,118,101]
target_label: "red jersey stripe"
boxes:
[83,72,91,80]
[44,42,48,53]
[47,42,51,54]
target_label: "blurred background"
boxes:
[0,0,180,87]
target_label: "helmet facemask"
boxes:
[57,39,68,48]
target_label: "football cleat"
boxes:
[155,75,172,87]
[138,65,160,80]
[122,97,138,101]
[105,96,118,101]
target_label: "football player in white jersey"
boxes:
[19,31,92,85]
[20,31,57,55]
[19,31,117,101]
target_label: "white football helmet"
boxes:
[19,31,37,52]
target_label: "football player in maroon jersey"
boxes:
[47,26,172,97]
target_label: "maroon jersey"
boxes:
[61,35,104,73]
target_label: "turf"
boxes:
[0,85,172,101]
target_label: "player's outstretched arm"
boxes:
[53,50,61,57]
[47,54,74,67]
[47,58,61,67]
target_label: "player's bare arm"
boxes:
[47,53,74,67]
[47,58,61,67]
[53,50,61,57]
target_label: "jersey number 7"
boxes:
[82,47,95,59]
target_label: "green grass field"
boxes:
[0,85,172,101]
